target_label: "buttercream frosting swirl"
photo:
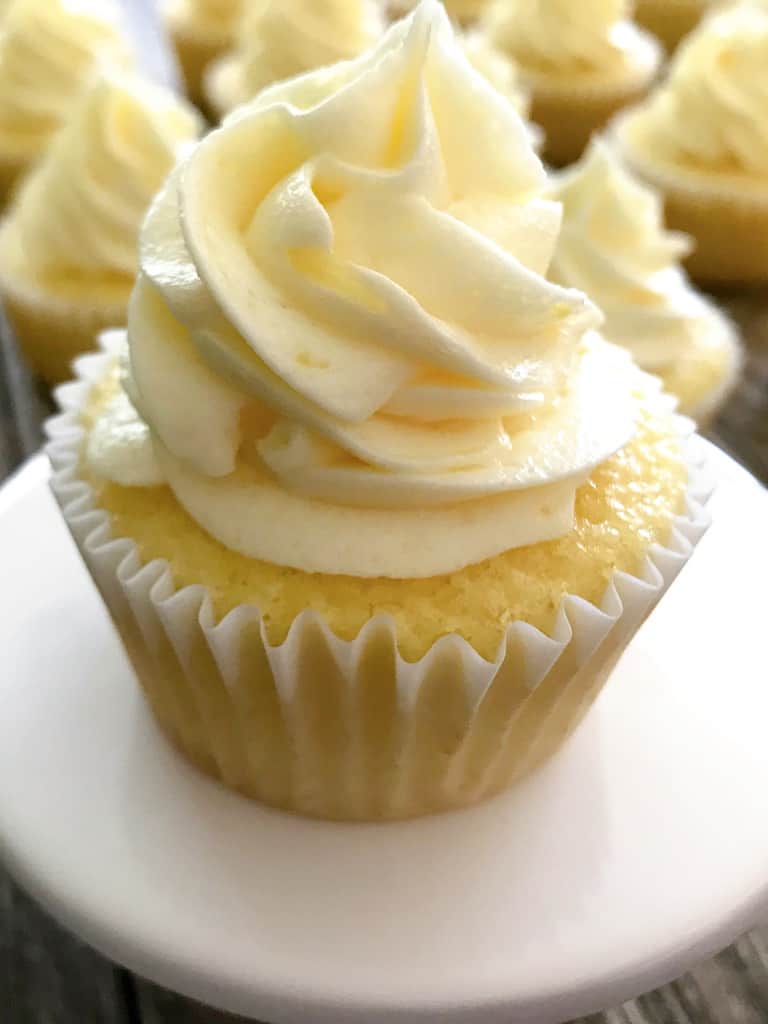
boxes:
[0,0,132,160]
[109,2,642,578]
[484,0,640,73]
[548,140,711,371]
[620,2,768,176]
[6,71,200,280]
[210,0,384,111]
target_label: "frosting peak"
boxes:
[6,71,200,279]
[622,3,768,176]
[0,0,132,158]
[120,2,640,577]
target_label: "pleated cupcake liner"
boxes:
[45,332,713,820]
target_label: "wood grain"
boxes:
[0,295,766,1023]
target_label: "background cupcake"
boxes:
[389,0,491,24]
[549,140,742,423]
[48,4,708,822]
[614,1,768,284]
[483,0,662,165]
[205,0,384,119]
[0,0,133,202]
[0,71,201,383]
[165,0,243,107]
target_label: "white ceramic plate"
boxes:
[0,447,767,1024]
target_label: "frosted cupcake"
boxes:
[635,0,712,51]
[0,72,201,384]
[549,141,741,423]
[483,0,662,165]
[165,0,242,106]
[47,2,709,822]
[614,2,768,284]
[205,0,384,119]
[0,0,133,202]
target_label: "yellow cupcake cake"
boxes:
[614,2,768,284]
[0,72,201,384]
[482,0,662,166]
[549,140,741,424]
[205,0,384,120]
[0,0,133,202]
[48,2,709,822]
[635,0,712,51]
[164,0,242,106]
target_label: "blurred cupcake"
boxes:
[205,0,384,119]
[0,72,201,384]
[635,0,712,51]
[165,0,243,106]
[614,2,768,284]
[48,3,709,822]
[549,140,741,423]
[483,0,662,165]
[0,0,133,202]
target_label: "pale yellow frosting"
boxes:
[548,140,713,371]
[484,0,647,75]
[208,0,384,114]
[4,71,200,281]
[620,3,768,177]
[459,31,530,115]
[0,0,132,163]
[90,2,648,579]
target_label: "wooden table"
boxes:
[1,298,767,1024]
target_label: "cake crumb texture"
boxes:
[82,374,688,662]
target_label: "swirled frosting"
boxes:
[619,3,768,176]
[484,0,643,74]
[94,2,643,578]
[548,140,715,372]
[5,72,200,280]
[210,0,384,111]
[0,0,132,161]
[460,31,530,115]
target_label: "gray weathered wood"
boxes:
[0,877,131,1024]
[0,294,766,1023]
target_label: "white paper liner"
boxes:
[45,334,713,820]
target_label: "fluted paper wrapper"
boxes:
[46,339,713,821]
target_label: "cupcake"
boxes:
[205,0,384,120]
[549,141,741,424]
[482,0,662,166]
[0,0,133,202]
[635,0,712,51]
[0,72,201,384]
[614,2,768,284]
[164,0,243,107]
[47,2,709,822]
